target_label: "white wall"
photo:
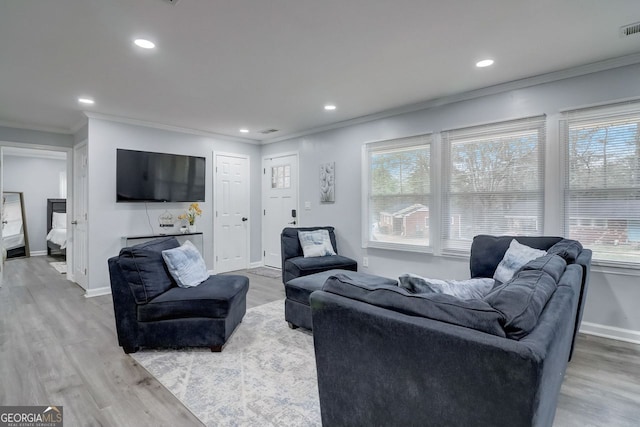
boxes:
[3,155,67,253]
[264,62,640,339]
[86,118,262,292]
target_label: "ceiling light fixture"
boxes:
[324,104,337,111]
[78,97,95,105]
[239,129,249,133]
[134,39,156,49]
[476,59,494,68]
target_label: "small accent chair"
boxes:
[280,226,357,284]
[108,237,249,353]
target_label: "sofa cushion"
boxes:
[161,240,209,288]
[137,274,249,322]
[520,254,567,283]
[398,274,495,299]
[117,237,180,304]
[493,239,547,283]
[547,239,583,263]
[285,255,357,279]
[286,269,397,305]
[484,269,557,340]
[323,274,506,337]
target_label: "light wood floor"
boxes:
[1,256,639,426]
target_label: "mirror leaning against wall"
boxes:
[2,191,30,260]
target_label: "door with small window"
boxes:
[262,154,298,268]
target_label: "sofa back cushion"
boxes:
[484,269,558,340]
[117,237,180,304]
[520,254,567,283]
[470,235,563,278]
[323,274,506,337]
[281,226,337,263]
[547,239,583,263]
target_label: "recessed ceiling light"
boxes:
[134,39,156,49]
[476,59,494,68]
[239,129,249,133]
[324,105,337,111]
[78,97,95,105]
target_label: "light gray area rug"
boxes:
[246,267,282,279]
[131,300,321,427]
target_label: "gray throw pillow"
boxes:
[493,239,547,283]
[161,240,209,288]
[298,229,337,257]
[398,273,495,300]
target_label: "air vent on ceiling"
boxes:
[259,129,279,134]
[620,22,640,37]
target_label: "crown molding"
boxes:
[2,146,67,160]
[0,119,71,135]
[262,52,640,144]
[84,112,260,145]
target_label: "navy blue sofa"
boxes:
[310,235,591,427]
[108,237,249,353]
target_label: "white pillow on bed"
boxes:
[52,212,66,229]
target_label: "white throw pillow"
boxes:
[493,239,547,283]
[52,212,66,229]
[161,240,209,288]
[298,229,336,258]
[398,273,495,299]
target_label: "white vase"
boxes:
[188,224,196,233]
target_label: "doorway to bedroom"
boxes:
[0,146,69,282]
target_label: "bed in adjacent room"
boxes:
[46,198,67,256]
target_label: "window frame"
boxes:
[560,100,640,268]
[440,115,547,254]
[361,133,433,253]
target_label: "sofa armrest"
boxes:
[108,257,140,351]
[310,288,574,427]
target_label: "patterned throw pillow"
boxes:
[398,273,495,299]
[161,240,209,288]
[298,230,337,258]
[493,239,547,284]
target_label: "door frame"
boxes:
[261,151,299,267]
[71,141,88,289]
[0,141,73,284]
[213,151,251,273]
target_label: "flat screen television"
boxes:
[116,149,206,202]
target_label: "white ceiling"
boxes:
[1,0,640,143]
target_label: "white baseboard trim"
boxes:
[579,321,640,345]
[249,261,264,269]
[84,286,112,298]
[30,250,47,257]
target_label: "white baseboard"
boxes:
[249,261,264,269]
[84,286,111,298]
[579,321,640,345]
[30,250,47,257]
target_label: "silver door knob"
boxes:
[71,220,78,225]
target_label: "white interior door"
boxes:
[263,153,298,268]
[215,153,249,273]
[72,142,88,289]
[0,148,4,285]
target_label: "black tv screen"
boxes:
[116,149,206,202]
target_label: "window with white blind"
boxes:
[441,116,546,252]
[561,101,640,265]
[364,134,431,251]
